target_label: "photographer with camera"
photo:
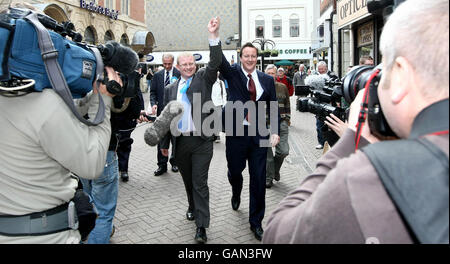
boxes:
[0,66,118,243]
[263,0,448,244]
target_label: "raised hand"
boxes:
[208,17,220,39]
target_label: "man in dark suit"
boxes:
[160,17,222,244]
[219,42,280,241]
[148,53,181,176]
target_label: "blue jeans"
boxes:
[146,80,152,92]
[316,118,325,145]
[80,151,119,244]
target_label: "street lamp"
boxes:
[252,38,276,71]
[225,34,240,64]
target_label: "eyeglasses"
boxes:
[180,62,195,68]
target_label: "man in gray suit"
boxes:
[293,64,307,87]
[160,17,222,244]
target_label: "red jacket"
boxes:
[276,76,294,96]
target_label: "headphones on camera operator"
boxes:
[0,7,138,126]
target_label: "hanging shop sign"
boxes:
[80,0,119,20]
[337,0,370,28]
[357,21,373,47]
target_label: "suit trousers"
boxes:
[175,135,213,228]
[226,133,268,228]
[157,135,176,167]
[266,120,290,182]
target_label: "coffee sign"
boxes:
[337,0,370,28]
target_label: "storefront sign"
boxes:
[337,0,369,28]
[278,49,308,55]
[80,0,119,20]
[358,21,373,47]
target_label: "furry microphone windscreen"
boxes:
[144,101,184,146]
[305,74,330,91]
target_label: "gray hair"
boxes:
[265,64,277,73]
[380,0,448,97]
[162,53,175,62]
[317,61,328,68]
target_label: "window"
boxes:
[121,0,129,16]
[104,30,114,42]
[105,0,113,9]
[290,14,299,37]
[84,26,96,44]
[120,34,129,46]
[255,16,265,38]
[272,15,282,38]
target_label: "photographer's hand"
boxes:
[348,89,379,144]
[325,113,348,137]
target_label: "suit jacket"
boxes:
[160,44,222,149]
[150,67,181,116]
[219,52,279,142]
[293,71,307,86]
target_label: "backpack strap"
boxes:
[362,137,449,243]
[24,11,105,126]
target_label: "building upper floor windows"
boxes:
[121,0,129,16]
[105,0,114,10]
[255,16,265,38]
[272,15,282,38]
[290,14,299,37]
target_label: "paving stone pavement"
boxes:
[110,94,324,244]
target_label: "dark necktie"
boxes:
[248,74,256,101]
[165,71,170,86]
[246,74,256,122]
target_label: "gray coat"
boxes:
[293,71,307,87]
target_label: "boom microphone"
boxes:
[97,41,139,75]
[144,101,184,146]
[305,74,329,91]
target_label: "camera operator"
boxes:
[314,61,337,149]
[0,66,118,244]
[80,67,144,243]
[263,0,448,244]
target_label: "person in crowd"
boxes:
[276,67,294,97]
[80,66,144,243]
[264,64,290,189]
[314,61,338,149]
[160,17,222,244]
[146,68,154,93]
[293,64,307,88]
[219,41,280,241]
[0,66,118,243]
[211,72,227,143]
[360,55,374,66]
[147,53,181,176]
[263,0,449,244]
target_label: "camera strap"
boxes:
[24,11,105,126]
[355,69,380,150]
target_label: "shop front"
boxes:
[337,0,384,76]
[30,0,150,53]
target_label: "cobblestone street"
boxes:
[110,94,324,244]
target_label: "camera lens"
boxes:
[342,65,374,104]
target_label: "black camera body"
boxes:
[296,78,346,122]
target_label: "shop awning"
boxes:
[275,60,294,66]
